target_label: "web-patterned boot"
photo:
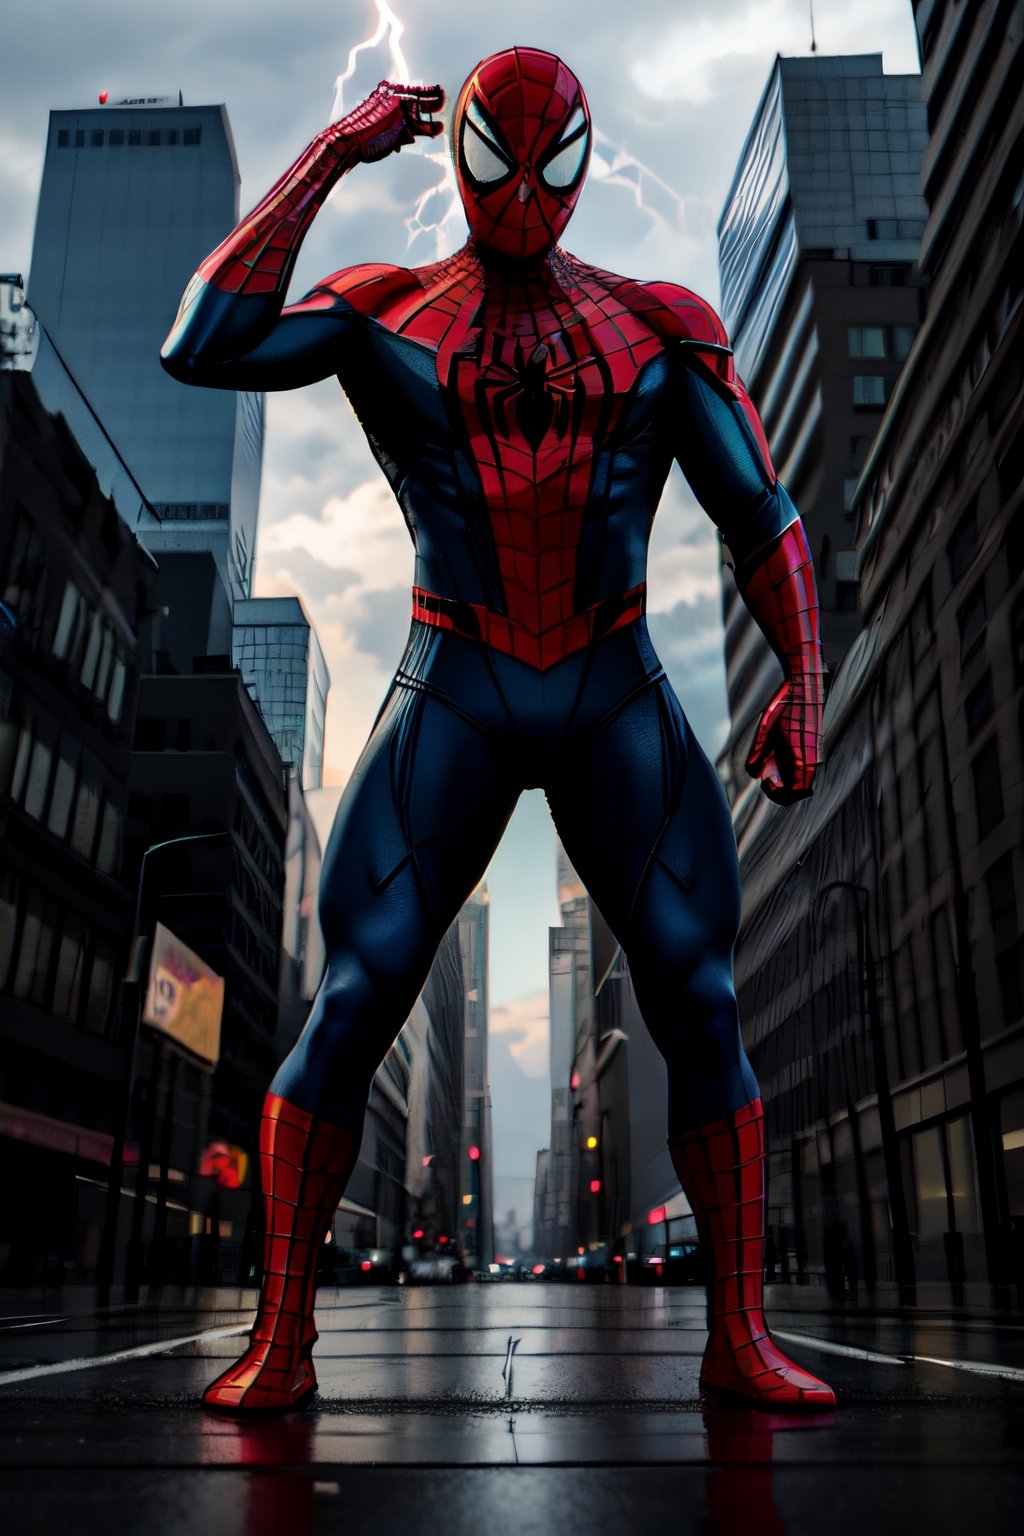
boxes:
[202,1094,355,1415]
[669,1098,835,1410]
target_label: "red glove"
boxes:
[735,521,824,806]
[198,81,445,297]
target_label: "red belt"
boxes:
[410,583,647,672]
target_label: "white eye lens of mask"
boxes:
[463,123,513,184]
[462,97,513,184]
[541,127,589,190]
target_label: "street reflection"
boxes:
[198,1412,316,1536]
[702,1405,837,1535]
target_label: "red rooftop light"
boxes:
[468,1145,480,1160]
[648,1206,666,1225]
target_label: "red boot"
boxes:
[669,1098,835,1411]
[202,1094,355,1415]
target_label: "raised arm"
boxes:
[664,298,824,805]
[160,82,444,391]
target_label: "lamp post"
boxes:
[96,827,232,1297]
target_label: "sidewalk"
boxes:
[1,1284,1022,1534]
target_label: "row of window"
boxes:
[848,324,916,360]
[0,872,119,1038]
[0,716,124,877]
[55,126,202,149]
[52,579,128,724]
[1,507,129,728]
[152,502,229,522]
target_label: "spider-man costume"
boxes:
[162,49,833,1414]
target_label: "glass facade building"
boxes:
[232,597,330,793]
[28,102,263,606]
[725,8,1024,1301]
[716,56,927,848]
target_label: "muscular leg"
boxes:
[546,667,833,1410]
[204,645,519,1414]
[272,662,519,1133]
[546,671,756,1134]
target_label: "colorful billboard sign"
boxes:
[142,922,224,1066]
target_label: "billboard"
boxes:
[142,922,224,1066]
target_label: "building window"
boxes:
[148,129,161,146]
[47,752,78,842]
[183,127,202,146]
[128,129,142,146]
[165,129,178,145]
[959,581,987,666]
[892,324,915,361]
[972,736,1004,838]
[23,737,53,822]
[57,129,69,147]
[91,129,104,147]
[849,326,886,358]
[965,674,993,741]
[52,912,87,1022]
[869,264,911,287]
[108,128,124,146]
[853,374,889,407]
[1000,1091,1024,1225]
[74,129,84,148]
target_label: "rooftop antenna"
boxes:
[809,0,818,52]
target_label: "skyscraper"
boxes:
[723,6,1024,1300]
[716,56,927,843]
[28,98,263,607]
[232,597,330,792]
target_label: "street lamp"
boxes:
[96,827,232,1295]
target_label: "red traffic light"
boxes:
[412,1229,424,1239]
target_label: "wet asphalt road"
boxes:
[0,1283,1022,1535]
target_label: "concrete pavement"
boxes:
[1,1282,1022,1534]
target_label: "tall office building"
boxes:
[232,597,329,793]
[28,98,263,609]
[716,56,927,842]
[726,4,1024,1300]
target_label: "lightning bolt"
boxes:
[591,128,710,234]
[330,5,709,259]
[332,1,411,120]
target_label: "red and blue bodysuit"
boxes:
[162,49,834,1414]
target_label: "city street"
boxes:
[1,1283,1022,1534]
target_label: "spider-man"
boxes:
[162,48,833,1414]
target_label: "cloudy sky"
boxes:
[2,0,920,1234]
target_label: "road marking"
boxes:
[0,1319,64,1332]
[775,1332,1024,1383]
[773,1329,905,1365]
[0,1322,251,1387]
[909,1354,1024,1384]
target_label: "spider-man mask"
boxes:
[453,47,592,263]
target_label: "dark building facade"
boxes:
[0,369,155,1283]
[124,670,288,1284]
[716,55,928,847]
[728,4,1024,1301]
